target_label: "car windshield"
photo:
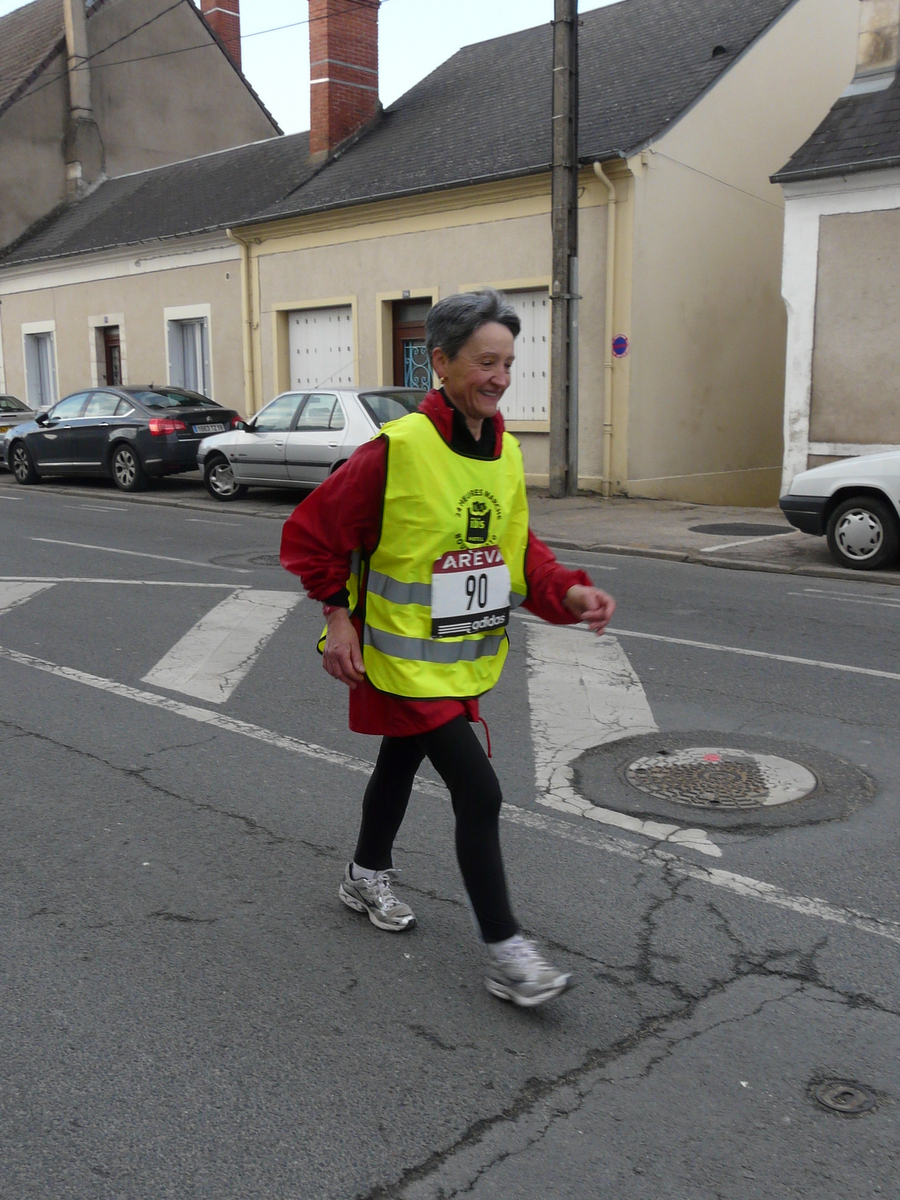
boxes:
[358,390,424,427]
[129,389,220,410]
[0,396,28,413]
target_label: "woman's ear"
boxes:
[432,346,449,381]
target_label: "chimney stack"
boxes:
[201,0,242,70]
[309,0,380,159]
[63,0,103,195]
[846,0,899,95]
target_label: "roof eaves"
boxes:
[0,36,65,118]
[0,225,232,271]
[772,152,900,184]
[189,4,282,135]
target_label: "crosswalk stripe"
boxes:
[0,581,56,615]
[525,623,719,857]
[142,589,302,703]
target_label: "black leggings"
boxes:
[354,715,519,943]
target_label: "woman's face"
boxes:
[433,322,515,426]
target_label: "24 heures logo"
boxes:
[454,489,504,548]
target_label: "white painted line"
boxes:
[699,532,796,553]
[0,576,249,588]
[611,627,900,683]
[0,494,22,501]
[0,581,56,615]
[558,559,618,571]
[789,589,900,611]
[500,805,900,947]
[65,505,127,513]
[0,641,897,947]
[30,537,249,573]
[185,519,241,526]
[525,623,719,857]
[142,589,302,702]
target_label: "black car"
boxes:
[5,386,242,492]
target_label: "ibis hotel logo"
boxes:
[454,489,503,548]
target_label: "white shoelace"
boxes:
[368,870,402,911]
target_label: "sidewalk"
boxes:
[3,472,899,586]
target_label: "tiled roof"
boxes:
[0,0,70,114]
[772,71,900,182]
[260,0,795,221]
[0,132,314,265]
[2,0,796,265]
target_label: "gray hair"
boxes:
[425,288,521,363]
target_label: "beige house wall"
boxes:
[624,0,859,505]
[0,0,278,253]
[0,244,246,412]
[243,175,610,487]
[809,208,900,444]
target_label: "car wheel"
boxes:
[10,441,39,485]
[111,443,146,492]
[825,495,900,570]
[204,454,247,501]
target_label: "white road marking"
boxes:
[789,588,900,611]
[30,537,249,573]
[611,627,900,683]
[142,589,302,702]
[699,532,796,553]
[185,519,241,526]
[65,505,127,513]
[0,576,250,588]
[524,623,719,857]
[558,559,618,571]
[0,641,897,946]
[0,494,22,501]
[0,581,56,615]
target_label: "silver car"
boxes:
[197,387,425,501]
[0,395,37,467]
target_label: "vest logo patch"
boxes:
[454,489,504,549]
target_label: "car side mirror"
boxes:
[35,411,50,426]
[233,420,247,431]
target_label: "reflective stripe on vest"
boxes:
[361,412,530,698]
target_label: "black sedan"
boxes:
[4,386,242,492]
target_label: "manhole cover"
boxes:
[688,522,792,537]
[812,1080,877,1115]
[573,731,876,831]
[625,748,817,810]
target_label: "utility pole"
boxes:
[549,0,579,498]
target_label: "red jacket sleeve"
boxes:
[522,531,593,624]
[279,438,386,601]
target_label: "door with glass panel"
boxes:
[232,392,305,482]
[31,393,90,469]
[286,393,348,484]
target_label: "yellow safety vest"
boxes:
[355,412,529,699]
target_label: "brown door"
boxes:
[391,300,431,389]
[102,327,122,386]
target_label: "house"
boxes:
[0,0,861,501]
[773,0,900,491]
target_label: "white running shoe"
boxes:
[484,936,571,1006]
[338,864,417,932]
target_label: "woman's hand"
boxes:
[563,585,616,635]
[322,608,367,688]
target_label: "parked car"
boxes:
[198,387,426,500]
[4,386,242,492]
[0,396,36,467]
[780,451,900,570]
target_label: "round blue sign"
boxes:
[612,335,629,358]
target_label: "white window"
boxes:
[23,330,58,409]
[288,306,354,388]
[167,318,210,395]
[502,289,550,422]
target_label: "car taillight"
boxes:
[148,418,187,435]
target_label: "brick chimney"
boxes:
[309,0,380,159]
[201,0,242,70]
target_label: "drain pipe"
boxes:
[593,161,617,497]
[226,228,255,417]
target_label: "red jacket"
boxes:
[281,389,592,736]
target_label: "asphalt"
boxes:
[3,470,899,587]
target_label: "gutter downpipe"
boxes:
[226,228,255,417]
[592,160,616,498]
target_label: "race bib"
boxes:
[430,546,511,638]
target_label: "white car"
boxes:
[197,386,424,500]
[780,451,900,570]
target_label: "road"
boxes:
[1,483,898,1199]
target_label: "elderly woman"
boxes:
[281,288,615,1007]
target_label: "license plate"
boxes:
[193,423,225,434]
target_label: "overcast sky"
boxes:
[1,0,622,134]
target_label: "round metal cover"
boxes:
[812,1080,876,1115]
[625,747,817,810]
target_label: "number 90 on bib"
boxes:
[430,547,512,638]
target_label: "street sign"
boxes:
[612,334,629,358]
